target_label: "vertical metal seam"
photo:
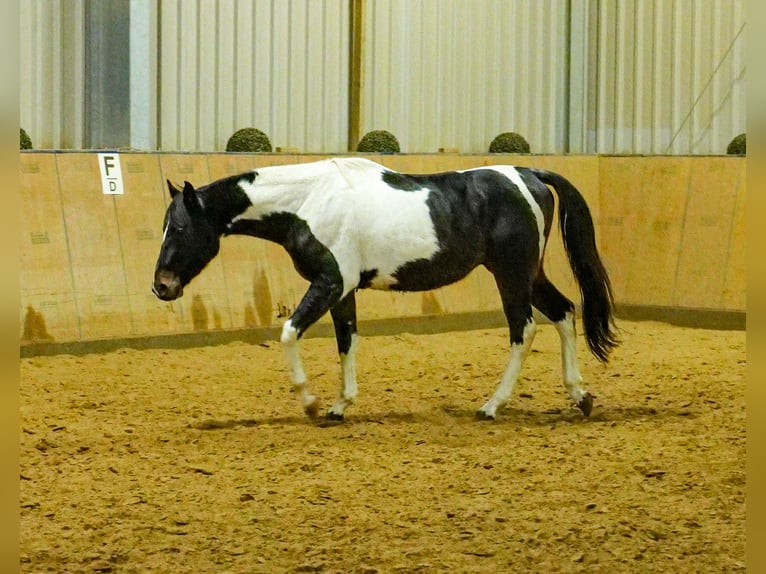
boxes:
[593,0,601,152]
[564,0,572,153]
[213,0,220,151]
[53,0,62,146]
[718,161,744,308]
[110,191,135,335]
[205,155,234,327]
[268,0,275,141]
[654,0,663,151]
[231,0,238,141]
[671,160,693,306]
[286,0,292,144]
[304,0,311,151]
[175,0,182,151]
[155,0,162,150]
[54,155,82,339]
[83,0,90,149]
[194,0,201,150]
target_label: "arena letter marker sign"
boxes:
[98,153,124,195]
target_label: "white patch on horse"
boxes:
[235,158,440,295]
[478,318,537,419]
[555,310,588,404]
[280,319,318,416]
[462,165,546,260]
[332,158,440,290]
[328,332,359,417]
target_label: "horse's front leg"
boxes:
[281,277,343,418]
[327,291,359,420]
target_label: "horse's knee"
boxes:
[280,319,299,346]
[510,316,536,348]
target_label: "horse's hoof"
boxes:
[304,398,321,420]
[325,411,344,422]
[475,410,495,421]
[577,392,595,417]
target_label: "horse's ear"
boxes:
[167,179,181,198]
[182,181,203,213]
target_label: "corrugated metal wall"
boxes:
[362,0,745,154]
[157,0,350,152]
[19,0,746,154]
[594,0,746,154]
[19,0,85,150]
[362,0,570,153]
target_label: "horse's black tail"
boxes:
[529,168,619,363]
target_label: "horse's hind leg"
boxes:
[477,273,537,420]
[532,273,594,415]
[327,291,359,420]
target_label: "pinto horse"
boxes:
[152,158,617,420]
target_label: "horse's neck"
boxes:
[248,161,336,215]
[223,161,336,243]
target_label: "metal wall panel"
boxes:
[20,0,746,155]
[85,0,131,148]
[19,0,86,150]
[362,0,570,153]
[157,0,350,152]
[593,0,746,154]
[362,0,745,155]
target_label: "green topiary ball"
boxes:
[20,127,32,150]
[726,133,746,155]
[357,130,400,153]
[226,128,272,152]
[489,132,530,153]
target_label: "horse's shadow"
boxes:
[190,403,694,431]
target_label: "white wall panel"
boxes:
[362,0,570,153]
[157,0,350,152]
[19,0,746,155]
[19,0,85,150]
[594,0,746,154]
[362,0,745,154]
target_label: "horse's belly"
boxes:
[361,253,479,292]
[355,221,485,292]
[356,221,442,286]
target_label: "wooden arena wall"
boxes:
[20,153,745,351]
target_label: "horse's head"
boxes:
[152,180,221,301]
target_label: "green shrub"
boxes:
[20,127,32,150]
[226,128,272,152]
[726,133,746,155]
[357,130,400,153]
[489,132,530,153]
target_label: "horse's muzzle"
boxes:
[152,271,183,301]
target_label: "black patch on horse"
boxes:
[358,269,378,289]
[388,169,540,291]
[197,172,256,233]
[382,170,441,191]
[228,212,342,285]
